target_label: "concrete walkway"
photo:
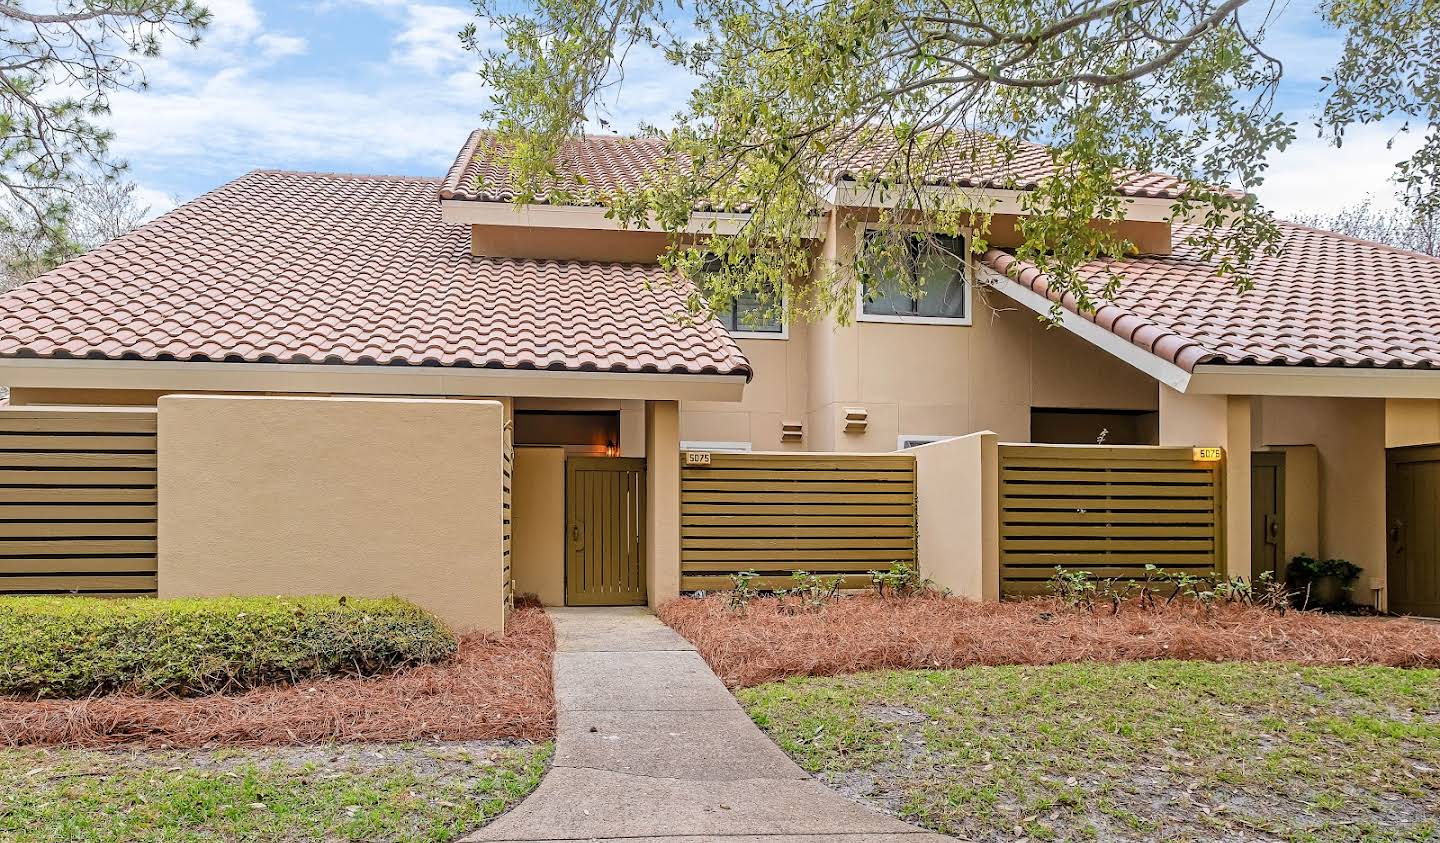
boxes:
[463,606,948,842]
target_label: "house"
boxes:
[0,130,1437,626]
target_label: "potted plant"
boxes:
[1285,554,1363,609]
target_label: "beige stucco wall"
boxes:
[157,395,508,633]
[1387,398,1440,447]
[471,225,670,263]
[511,446,566,605]
[646,400,682,606]
[681,331,809,449]
[677,210,1157,453]
[1157,387,1252,579]
[1254,396,1388,607]
[912,431,999,599]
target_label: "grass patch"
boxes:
[0,740,550,842]
[0,595,456,699]
[739,661,1440,842]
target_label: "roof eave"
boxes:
[439,199,822,238]
[820,182,1182,223]
[0,357,749,403]
[975,264,1194,393]
[1186,364,1440,399]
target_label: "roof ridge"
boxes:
[248,169,441,184]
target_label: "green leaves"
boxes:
[469,0,1433,324]
[0,595,456,699]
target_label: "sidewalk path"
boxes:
[462,606,948,842]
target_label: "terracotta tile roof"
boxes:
[0,170,751,377]
[441,130,1196,204]
[441,130,671,205]
[982,221,1440,371]
[823,131,1191,199]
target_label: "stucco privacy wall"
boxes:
[157,395,508,633]
[646,400,682,606]
[511,446,566,605]
[1157,387,1252,579]
[912,431,1000,599]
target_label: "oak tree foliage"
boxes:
[465,0,1440,324]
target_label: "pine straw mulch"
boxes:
[659,593,1440,688]
[0,603,555,749]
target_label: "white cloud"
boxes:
[256,33,309,59]
[202,0,265,48]
[1254,122,1424,217]
[390,3,475,74]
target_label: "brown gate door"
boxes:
[1387,445,1440,617]
[566,457,647,606]
[1250,452,1286,582]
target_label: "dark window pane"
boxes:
[732,293,783,333]
[861,231,966,319]
[915,236,966,318]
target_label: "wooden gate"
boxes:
[565,457,647,606]
[998,444,1222,596]
[0,408,158,596]
[1387,444,1440,617]
[679,451,917,591]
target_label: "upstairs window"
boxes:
[860,231,968,323]
[718,293,785,335]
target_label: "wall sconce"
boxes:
[605,439,618,457]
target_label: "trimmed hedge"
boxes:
[0,596,457,699]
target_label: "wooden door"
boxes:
[1250,452,1286,582]
[566,457,647,606]
[1387,445,1440,617]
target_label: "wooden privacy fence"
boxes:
[0,409,158,596]
[679,451,917,591]
[998,444,1222,596]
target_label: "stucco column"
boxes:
[645,400,681,607]
[913,431,999,600]
[1159,387,1252,579]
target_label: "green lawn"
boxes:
[0,740,550,843]
[739,662,1440,842]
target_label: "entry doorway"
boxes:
[1386,445,1440,617]
[1251,452,1286,582]
[565,457,648,606]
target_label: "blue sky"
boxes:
[111,0,1419,219]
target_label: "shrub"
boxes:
[0,595,457,699]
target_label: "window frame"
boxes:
[722,291,789,340]
[854,224,973,327]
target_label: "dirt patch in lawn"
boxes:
[739,662,1440,843]
[660,593,1440,687]
[0,604,555,749]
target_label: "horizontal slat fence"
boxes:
[0,409,158,596]
[998,444,1222,596]
[680,451,917,591]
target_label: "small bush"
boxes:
[0,595,457,699]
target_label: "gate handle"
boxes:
[571,522,583,549]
